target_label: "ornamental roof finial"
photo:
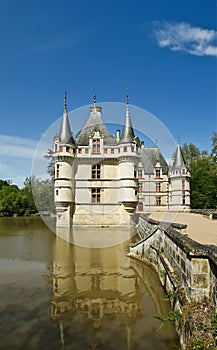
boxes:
[126,88,129,106]
[64,91,67,114]
[93,88,96,107]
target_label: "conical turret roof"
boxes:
[120,90,135,143]
[171,144,186,170]
[59,92,75,145]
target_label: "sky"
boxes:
[0,0,216,187]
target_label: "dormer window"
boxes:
[137,169,143,179]
[155,169,161,179]
[92,139,100,154]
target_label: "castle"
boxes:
[52,92,190,228]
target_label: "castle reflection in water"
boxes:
[49,231,177,349]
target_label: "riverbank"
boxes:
[150,211,217,246]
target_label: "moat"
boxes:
[0,217,178,349]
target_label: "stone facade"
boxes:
[52,93,190,228]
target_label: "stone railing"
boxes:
[191,208,217,220]
[128,215,217,310]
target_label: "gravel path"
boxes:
[150,211,217,246]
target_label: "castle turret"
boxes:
[53,92,76,227]
[168,142,190,209]
[118,90,140,215]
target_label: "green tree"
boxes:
[21,177,37,214]
[0,180,9,190]
[0,184,25,216]
[182,143,201,167]
[211,131,217,163]
[190,155,217,209]
[31,177,54,213]
[182,139,217,209]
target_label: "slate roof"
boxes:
[120,110,135,143]
[171,144,186,170]
[140,147,168,174]
[75,106,117,146]
[59,110,75,145]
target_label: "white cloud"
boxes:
[153,21,217,57]
[0,134,38,159]
[0,135,38,186]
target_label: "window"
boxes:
[92,164,101,179]
[85,149,89,154]
[59,146,63,152]
[78,148,82,154]
[92,139,100,154]
[155,169,161,178]
[138,183,143,193]
[124,147,127,152]
[56,164,60,178]
[138,202,143,211]
[92,188,100,203]
[182,168,186,174]
[104,148,108,154]
[182,180,185,191]
[66,147,70,152]
[182,192,185,205]
[56,190,59,196]
[111,148,114,154]
[156,182,161,192]
[156,196,161,206]
[137,169,143,179]
[131,146,134,152]
[54,144,57,152]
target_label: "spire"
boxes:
[64,91,67,114]
[59,92,75,145]
[126,88,129,116]
[171,143,186,170]
[120,89,135,143]
[93,89,96,108]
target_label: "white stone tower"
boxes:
[118,90,140,217]
[168,142,190,210]
[53,92,76,227]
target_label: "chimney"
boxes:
[116,129,120,142]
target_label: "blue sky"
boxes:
[0,0,216,186]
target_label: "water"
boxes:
[0,217,179,349]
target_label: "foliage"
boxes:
[31,176,54,213]
[211,131,217,163]
[0,184,25,216]
[182,133,217,209]
[0,176,54,216]
[164,290,176,302]
[183,298,217,350]
[155,310,181,332]
[182,143,201,167]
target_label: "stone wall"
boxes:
[129,215,217,310]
